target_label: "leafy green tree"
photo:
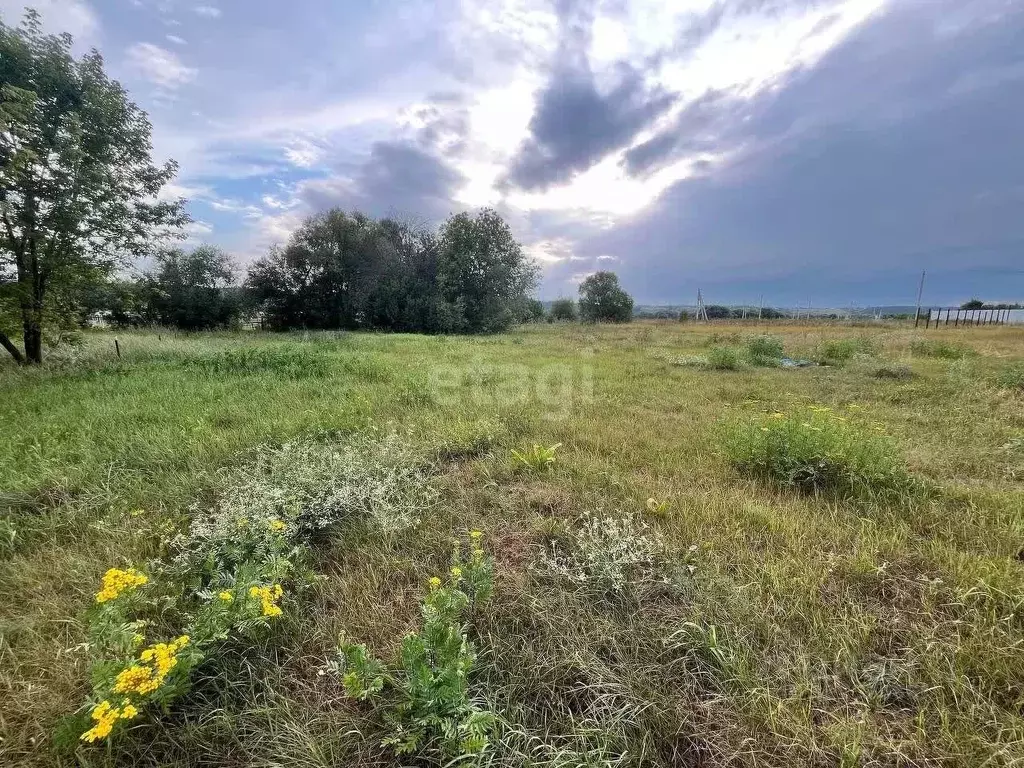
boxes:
[521,298,545,323]
[578,271,633,323]
[960,298,984,310]
[436,208,538,333]
[144,245,240,330]
[550,297,577,321]
[0,11,187,362]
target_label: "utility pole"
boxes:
[914,270,926,328]
[758,294,763,321]
[696,289,709,322]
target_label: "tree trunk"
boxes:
[0,330,24,363]
[21,302,43,364]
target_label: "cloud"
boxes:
[125,42,197,89]
[165,34,186,45]
[193,5,221,18]
[0,0,99,47]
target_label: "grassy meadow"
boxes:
[1,322,1023,767]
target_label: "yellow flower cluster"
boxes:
[80,699,139,742]
[268,519,286,532]
[249,584,284,616]
[428,576,442,590]
[450,566,463,579]
[113,636,190,695]
[95,568,147,603]
[218,590,234,602]
[469,530,484,563]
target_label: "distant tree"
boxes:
[74,277,148,327]
[704,305,732,319]
[550,297,577,322]
[144,245,240,330]
[578,271,633,323]
[521,298,546,323]
[961,298,985,310]
[436,208,539,333]
[678,310,690,322]
[0,12,187,362]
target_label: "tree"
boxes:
[436,208,539,333]
[961,298,984,310]
[550,297,577,321]
[0,12,187,362]
[578,271,633,323]
[521,298,545,323]
[144,245,240,330]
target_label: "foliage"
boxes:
[0,11,187,362]
[539,511,670,593]
[142,246,241,330]
[246,208,537,334]
[436,208,539,333]
[745,335,784,366]
[511,442,562,473]
[994,363,1024,391]
[332,534,496,759]
[183,344,331,379]
[872,362,915,380]
[578,271,633,323]
[522,298,546,323]
[815,337,879,365]
[910,339,975,360]
[549,297,577,322]
[706,345,743,370]
[722,407,920,501]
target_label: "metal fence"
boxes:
[919,308,1024,328]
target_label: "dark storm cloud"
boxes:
[301,141,465,222]
[502,0,677,191]
[541,0,1024,305]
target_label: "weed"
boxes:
[745,335,784,366]
[706,346,743,370]
[512,443,562,473]
[872,362,915,380]
[539,510,670,593]
[722,407,922,501]
[331,534,496,759]
[994,363,1024,391]
[185,345,331,378]
[816,337,879,365]
[910,339,975,360]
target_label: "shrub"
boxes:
[331,534,496,758]
[909,339,975,360]
[722,408,920,502]
[549,298,577,322]
[816,337,879,366]
[745,335,784,366]
[539,510,669,593]
[706,346,743,370]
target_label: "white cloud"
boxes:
[166,34,187,45]
[283,138,323,169]
[0,0,99,46]
[193,5,221,18]
[126,42,198,89]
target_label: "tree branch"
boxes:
[0,329,24,363]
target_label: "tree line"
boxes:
[0,10,636,363]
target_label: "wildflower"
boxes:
[249,585,284,617]
[268,519,286,532]
[450,566,463,579]
[119,703,139,720]
[428,576,442,590]
[80,700,119,742]
[469,530,483,540]
[218,590,234,602]
[114,665,158,695]
[131,633,145,647]
[95,568,147,603]
[129,508,145,517]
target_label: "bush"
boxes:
[816,337,879,366]
[745,335,784,366]
[909,339,975,360]
[539,511,669,593]
[706,346,743,370]
[722,408,920,502]
[549,298,577,322]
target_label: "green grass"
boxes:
[2,323,1023,766]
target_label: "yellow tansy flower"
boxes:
[95,568,147,603]
[268,519,286,532]
[219,591,234,602]
[428,576,442,590]
[450,566,463,579]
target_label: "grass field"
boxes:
[2,322,1023,767]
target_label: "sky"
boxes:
[3,0,1023,306]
